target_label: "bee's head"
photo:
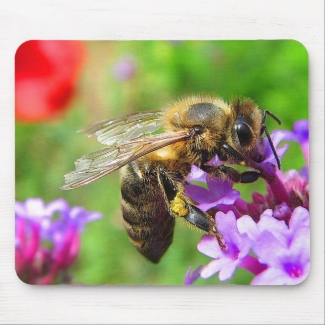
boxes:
[230,98,264,159]
[230,98,281,168]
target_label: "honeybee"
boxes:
[60,95,281,263]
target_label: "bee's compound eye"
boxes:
[193,125,204,134]
[235,122,253,146]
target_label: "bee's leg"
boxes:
[260,110,282,169]
[169,192,226,248]
[240,170,262,183]
[183,204,226,249]
[204,143,272,183]
[201,165,262,184]
[221,144,247,166]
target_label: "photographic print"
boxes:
[15,40,309,285]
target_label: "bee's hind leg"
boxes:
[169,193,226,249]
[182,204,226,249]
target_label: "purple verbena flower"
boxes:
[197,211,254,281]
[188,206,309,285]
[250,207,310,285]
[15,198,102,285]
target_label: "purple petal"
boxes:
[185,185,210,205]
[282,120,309,165]
[269,131,287,148]
[252,231,287,268]
[218,261,238,281]
[237,215,260,242]
[184,265,202,285]
[69,207,102,231]
[19,198,47,220]
[263,131,288,164]
[252,263,309,285]
[216,211,241,246]
[281,130,298,142]
[300,166,309,179]
[15,201,27,217]
[197,189,239,211]
[200,258,231,279]
[215,189,240,206]
[45,198,70,217]
[259,209,288,229]
[185,178,239,212]
[257,212,289,247]
[287,227,310,265]
[197,234,222,259]
[186,165,207,182]
[205,154,223,167]
[216,211,252,259]
[83,211,102,223]
[260,209,273,218]
[289,207,309,233]
[237,237,253,259]
[251,268,289,285]
[293,120,308,142]
[206,177,235,198]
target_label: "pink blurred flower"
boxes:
[15,198,101,285]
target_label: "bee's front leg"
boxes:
[201,165,262,184]
[198,143,262,183]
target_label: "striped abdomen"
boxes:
[120,160,176,263]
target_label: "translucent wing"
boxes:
[60,131,190,190]
[81,110,165,146]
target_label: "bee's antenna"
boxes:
[261,110,281,170]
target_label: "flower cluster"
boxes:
[15,40,85,122]
[15,198,102,285]
[184,120,309,285]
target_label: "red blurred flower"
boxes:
[15,40,86,122]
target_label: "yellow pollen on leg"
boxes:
[170,193,188,217]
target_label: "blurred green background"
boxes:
[15,40,308,285]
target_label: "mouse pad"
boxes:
[15,40,309,285]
